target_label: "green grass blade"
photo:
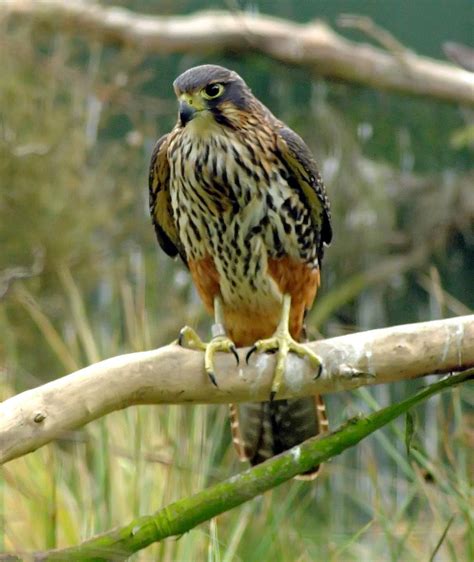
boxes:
[20,370,472,561]
[429,514,455,562]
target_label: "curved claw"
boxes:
[208,371,218,387]
[314,363,323,380]
[246,345,257,365]
[230,344,240,365]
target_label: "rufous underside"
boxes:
[189,254,320,346]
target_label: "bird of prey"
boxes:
[149,65,332,478]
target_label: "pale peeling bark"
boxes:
[1,1,473,106]
[1,315,473,465]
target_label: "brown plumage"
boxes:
[149,65,332,477]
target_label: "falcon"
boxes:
[149,65,332,478]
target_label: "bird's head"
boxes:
[173,65,253,131]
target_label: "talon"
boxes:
[204,334,239,388]
[230,344,240,365]
[176,326,206,351]
[314,363,322,380]
[246,345,257,365]
[176,297,239,388]
[248,328,323,399]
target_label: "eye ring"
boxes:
[202,83,224,100]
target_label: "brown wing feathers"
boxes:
[149,133,186,263]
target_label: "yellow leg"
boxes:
[246,294,322,400]
[177,297,238,386]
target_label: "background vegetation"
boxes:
[0,1,472,560]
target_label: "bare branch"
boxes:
[1,315,473,465]
[1,0,473,105]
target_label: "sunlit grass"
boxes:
[2,269,472,561]
[1,17,472,562]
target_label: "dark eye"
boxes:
[202,83,224,100]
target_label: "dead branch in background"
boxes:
[0,0,473,106]
[1,315,473,465]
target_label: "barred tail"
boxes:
[229,394,328,480]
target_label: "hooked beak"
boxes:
[179,101,197,126]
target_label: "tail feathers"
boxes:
[296,395,328,481]
[229,395,328,480]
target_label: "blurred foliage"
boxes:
[0,1,473,560]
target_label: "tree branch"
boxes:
[1,0,473,106]
[1,315,473,465]
[6,370,472,561]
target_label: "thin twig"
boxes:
[337,14,410,57]
[0,247,44,300]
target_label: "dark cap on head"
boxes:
[173,64,246,95]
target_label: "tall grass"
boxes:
[1,269,472,561]
[1,15,472,562]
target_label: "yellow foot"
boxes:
[177,326,239,387]
[246,332,322,400]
